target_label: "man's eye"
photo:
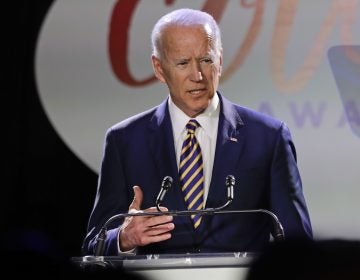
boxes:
[201,58,212,64]
[177,61,188,66]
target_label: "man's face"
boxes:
[152,25,222,117]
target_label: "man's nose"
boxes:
[189,63,203,82]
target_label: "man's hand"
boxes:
[119,185,175,251]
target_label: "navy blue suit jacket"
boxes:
[82,93,312,255]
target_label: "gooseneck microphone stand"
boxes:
[94,175,285,256]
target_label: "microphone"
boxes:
[156,175,235,213]
[226,174,235,201]
[214,174,235,210]
[154,174,284,241]
[156,176,173,211]
[92,175,285,256]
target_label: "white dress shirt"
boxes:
[168,94,220,203]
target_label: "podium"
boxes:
[72,252,256,280]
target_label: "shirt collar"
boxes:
[168,93,220,139]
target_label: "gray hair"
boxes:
[151,8,222,59]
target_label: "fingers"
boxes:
[119,186,175,251]
[142,212,173,229]
[131,218,175,245]
[120,215,174,251]
[145,221,175,236]
[137,232,173,246]
[129,185,143,211]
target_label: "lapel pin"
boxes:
[229,137,238,142]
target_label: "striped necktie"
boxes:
[179,119,204,229]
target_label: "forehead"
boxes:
[161,25,215,56]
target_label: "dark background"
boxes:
[4,0,97,260]
[4,2,360,278]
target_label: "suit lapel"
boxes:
[197,94,245,239]
[206,94,245,208]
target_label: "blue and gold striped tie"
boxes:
[179,119,204,229]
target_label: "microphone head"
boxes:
[225,175,235,187]
[162,176,173,190]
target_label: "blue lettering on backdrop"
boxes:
[256,101,359,131]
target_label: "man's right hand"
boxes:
[119,185,175,251]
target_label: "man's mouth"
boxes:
[188,88,206,95]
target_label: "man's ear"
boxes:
[151,55,166,83]
[218,50,223,76]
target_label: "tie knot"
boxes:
[186,119,200,134]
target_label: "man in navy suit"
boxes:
[82,8,312,256]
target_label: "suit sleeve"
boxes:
[269,122,313,240]
[81,128,131,255]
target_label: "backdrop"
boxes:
[7,0,360,260]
